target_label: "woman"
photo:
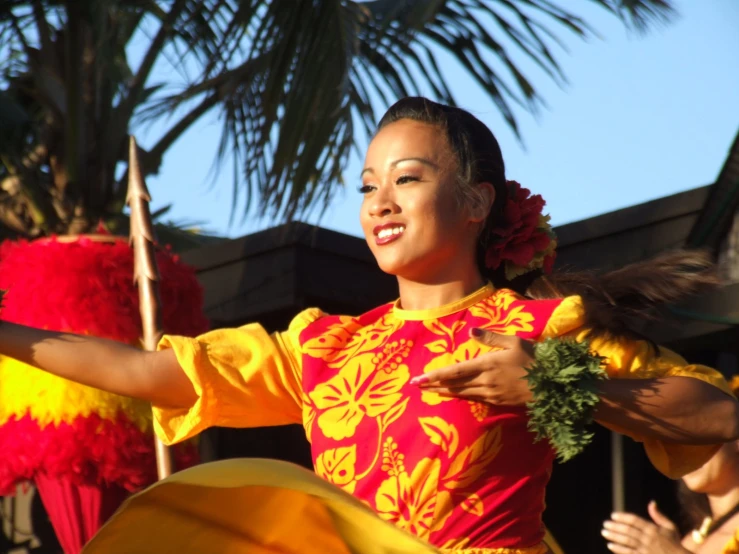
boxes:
[1,97,737,554]
[603,379,739,554]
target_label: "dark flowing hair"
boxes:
[377,97,718,339]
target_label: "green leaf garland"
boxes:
[525,338,608,462]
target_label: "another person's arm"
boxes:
[594,374,738,445]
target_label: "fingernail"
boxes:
[470,328,483,338]
[410,375,429,386]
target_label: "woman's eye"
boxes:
[396,175,418,185]
[358,184,375,194]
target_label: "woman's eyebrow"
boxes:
[360,157,439,177]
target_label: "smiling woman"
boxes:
[0,97,737,554]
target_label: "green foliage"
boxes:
[0,1,676,237]
[525,338,608,463]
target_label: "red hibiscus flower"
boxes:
[485,181,556,278]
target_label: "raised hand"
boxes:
[602,502,690,554]
[409,328,535,406]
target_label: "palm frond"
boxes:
[0,0,676,237]
[174,0,674,222]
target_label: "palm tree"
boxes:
[0,0,673,241]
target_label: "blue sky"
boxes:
[135,1,739,240]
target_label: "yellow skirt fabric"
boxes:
[83,459,557,554]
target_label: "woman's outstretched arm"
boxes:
[594,376,739,444]
[0,322,196,408]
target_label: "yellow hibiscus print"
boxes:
[469,401,489,422]
[418,416,459,456]
[423,319,467,354]
[303,314,403,368]
[420,339,494,406]
[381,437,406,476]
[469,291,535,335]
[302,316,363,361]
[375,457,445,539]
[372,339,413,373]
[442,425,503,489]
[315,445,358,494]
[301,394,317,442]
[309,353,410,440]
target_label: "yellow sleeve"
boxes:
[152,308,323,445]
[541,295,731,478]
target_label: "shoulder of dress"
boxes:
[483,288,567,314]
[295,303,394,343]
[287,308,327,332]
[472,290,577,339]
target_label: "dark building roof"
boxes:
[687,130,739,248]
[555,186,711,269]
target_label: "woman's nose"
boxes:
[368,188,399,218]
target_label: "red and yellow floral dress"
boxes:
[85,284,729,554]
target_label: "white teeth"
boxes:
[377,226,405,239]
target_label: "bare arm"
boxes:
[0,322,196,408]
[595,376,739,444]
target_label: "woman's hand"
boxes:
[602,502,691,554]
[409,328,535,406]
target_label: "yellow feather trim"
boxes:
[0,355,152,431]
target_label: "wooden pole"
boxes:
[611,431,625,513]
[127,136,173,480]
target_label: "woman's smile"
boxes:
[373,222,406,245]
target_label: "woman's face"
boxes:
[682,441,739,495]
[359,119,489,282]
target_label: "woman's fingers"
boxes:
[602,530,638,547]
[610,513,651,530]
[471,328,535,358]
[410,358,486,386]
[601,514,656,553]
[602,512,685,554]
[605,542,636,554]
[603,521,642,537]
[602,524,642,553]
[647,500,677,531]
[422,385,490,401]
[408,330,536,405]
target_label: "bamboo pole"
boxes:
[611,431,625,513]
[127,136,173,480]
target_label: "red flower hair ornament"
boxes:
[484,181,557,281]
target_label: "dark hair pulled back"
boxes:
[377,97,717,339]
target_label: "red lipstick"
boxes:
[373,222,406,245]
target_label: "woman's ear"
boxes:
[469,182,496,223]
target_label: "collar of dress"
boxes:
[392,282,495,321]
